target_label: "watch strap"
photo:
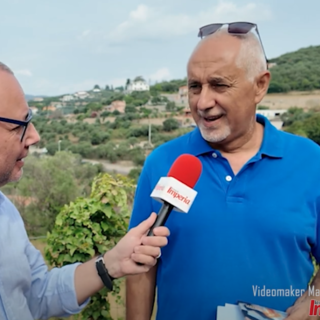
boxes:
[95,254,114,291]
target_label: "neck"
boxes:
[208,119,264,155]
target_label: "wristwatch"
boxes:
[95,254,115,291]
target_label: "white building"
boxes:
[256,109,286,120]
[74,91,90,99]
[30,107,39,115]
[32,97,44,102]
[61,95,74,102]
[126,78,149,93]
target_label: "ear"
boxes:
[254,71,271,104]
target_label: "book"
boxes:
[217,301,287,320]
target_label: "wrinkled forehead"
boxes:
[187,38,242,80]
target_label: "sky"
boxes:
[1,0,320,96]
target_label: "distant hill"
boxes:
[24,45,320,100]
[25,94,46,101]
[268,45,320,93]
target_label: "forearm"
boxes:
[126,266,157,320]
[74,249,121,305]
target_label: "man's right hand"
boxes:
[104,212,169,279]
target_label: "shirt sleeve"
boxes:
[25,240,90,319]
[128,157,154,230]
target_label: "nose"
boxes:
[196,84,217,112]
[25,123,41,146]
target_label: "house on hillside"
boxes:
[268,62,277,68]
[74,91,90,99]
[32,97,44,102]
[256,109,286,120]
[61,95,74,102]
[42,105,56,112]
[126,77,149,93]
[108,100,126,113]
[30,107,39,115]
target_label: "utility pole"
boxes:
[148,115,152,146]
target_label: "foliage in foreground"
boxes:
[45,173,136,320]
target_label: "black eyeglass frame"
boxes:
[0,108,33,142]
[197,21,268,65]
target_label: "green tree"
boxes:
[163,118,180,132]
[166,101,176,111]
[128,167,142,183]
[86,102,103,112]
[3,152,103,236]
[281,107,307,126]
[45,173,135,320]
[302,113,320,144]
[134,76,145,82]
[284,121,308,137]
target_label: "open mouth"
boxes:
[204,114,223,122]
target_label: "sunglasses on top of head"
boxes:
[197,21,269,66]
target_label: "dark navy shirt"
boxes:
[129,115,320,320]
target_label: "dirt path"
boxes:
[82,159,135,175]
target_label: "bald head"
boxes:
[188,29,267,81]
[0,62,13,75]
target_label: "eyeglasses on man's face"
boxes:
[0,108,33,142]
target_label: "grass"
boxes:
[31,240,158,320]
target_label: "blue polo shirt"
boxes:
[129,115,320,320]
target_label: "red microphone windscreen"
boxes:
[167,154,202,188]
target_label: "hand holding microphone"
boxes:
[135,154,202,265]
[147,154,203,236]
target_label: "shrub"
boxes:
[45,173,135,320]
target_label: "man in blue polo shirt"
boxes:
[126,23,320,320]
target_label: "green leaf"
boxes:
[101,310,110,317]
[102,205,113,218]
[100,221,109,232]
[44,172,135,318]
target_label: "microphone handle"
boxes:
[147,202,174,236]
[136,202,174,266]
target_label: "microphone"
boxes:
[147,154,202,236]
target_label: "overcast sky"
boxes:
[1,0,319,96]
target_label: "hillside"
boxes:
[268,45,320,93]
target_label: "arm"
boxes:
[126,266,157,320]
[27,213,168,319]
[74,249,121,305]
[285,269,320,320]
[26,242,89,319]
[126,156,158,320]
